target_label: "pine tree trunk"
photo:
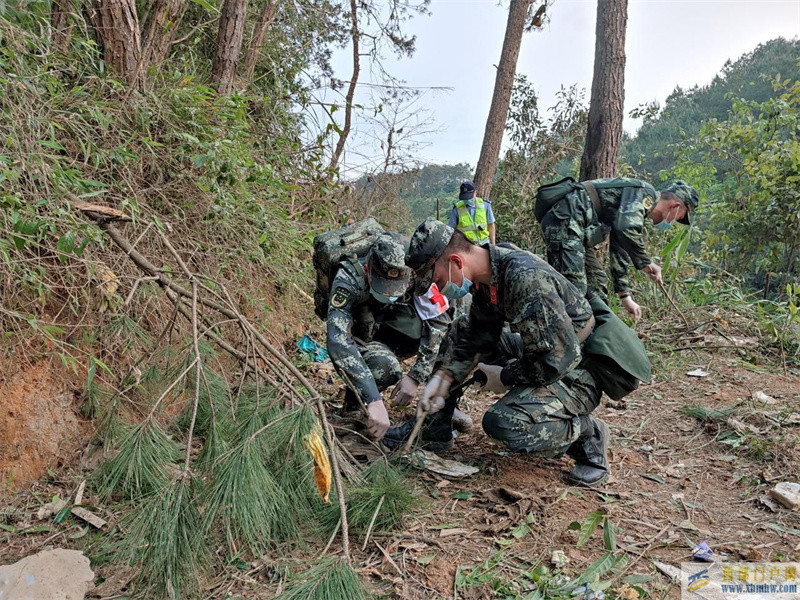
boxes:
[473,0,533,200]
[51,0,76,52]
[141,0,188,67]
[211,0,248,94]
[91,0,143,87]
[579,0,628,181]
[240,0,277,81]
[329,0,359,172]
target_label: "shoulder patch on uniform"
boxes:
[642,195,654,211]
[330,287,352,309]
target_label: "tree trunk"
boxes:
[328,0,359,172]
[51,0,76,52]
[240,0,278,81]
[579,0,628,181]
[141,0,188,67]
[91,0,143,87]
[211,0,248,94]
[473,0,533,200]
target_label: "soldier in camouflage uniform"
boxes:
[536,178,699,320]
[389,218,650,487]
[326,233,451,441]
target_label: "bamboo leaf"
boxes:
[602,518,616,551]
[577,510,604,547]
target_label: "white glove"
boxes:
[389,375,419,407]
[643,262,663,285]
[365,400,390,440]
[620,295,642,321]
[418,374,450,418]
[477,363,508,394]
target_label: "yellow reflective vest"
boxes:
[455,198,489,245]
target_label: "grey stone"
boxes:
[0,549,94,599]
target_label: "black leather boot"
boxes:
[383,409,455,452]
[566,416,610,487]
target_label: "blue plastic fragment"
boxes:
[692,541,713,561]
[296,335,329,362]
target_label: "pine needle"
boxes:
[274,558,370,600]
[118,477,209,599]
[177,364,231,436]
[681,405,738,421]
[94,419,181,500]
[322,460,416,535]
[203,437,299,555]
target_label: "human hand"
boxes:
[366,400,390,440]
[643,262,663,285]
[389,375,419,407]
[476,362,508,394]
[418,373,450,418]
[620,295,642,320]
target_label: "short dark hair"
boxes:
[449,229,475,252]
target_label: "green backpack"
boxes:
[312,218,385,320]
[533,177,584,222]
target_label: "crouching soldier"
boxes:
[326,233,470,441]
[387,219,651,487]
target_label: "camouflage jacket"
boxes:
[444,245,594,388]
[326,260,450,404]
[588,178,657,293]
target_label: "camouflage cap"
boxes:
[366,233,411,297]
[406,218,454,295]
[661,180,699,225]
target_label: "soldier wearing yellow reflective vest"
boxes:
[448,181,496,247]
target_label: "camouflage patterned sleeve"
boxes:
[326,273,381,404]
[444,298,503,384]
[612,187,652,271]
[608,233,633,293]
[499,288,582,388]
[407,311,451,383]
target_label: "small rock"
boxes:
[0,549,94,599]
[753,390,777,404]
[686,368,709,378]
[770,482,800,510]
[551,550,569,568]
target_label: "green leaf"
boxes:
[577,510,604,547]
[512,523,531,538]
[451,491,472,500]
[54,505,72,524]
[416,555,435,565]
[188,0,218,12]
[602,518,616,551]
[40,140,65,151]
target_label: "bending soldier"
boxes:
[536,178,698,319]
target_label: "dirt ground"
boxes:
[1,343,799,599]
[0,356,87,493]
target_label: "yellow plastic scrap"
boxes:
[304,427,331,503]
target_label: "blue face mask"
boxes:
[370,289,399,304]
[441,260,472,301]
[654,206,679,231]
[465,197,476,208]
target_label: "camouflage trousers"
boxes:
[539,193,609,301]
[439,315,601,457]
[341,340,405,408]
[481,367,601,457]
